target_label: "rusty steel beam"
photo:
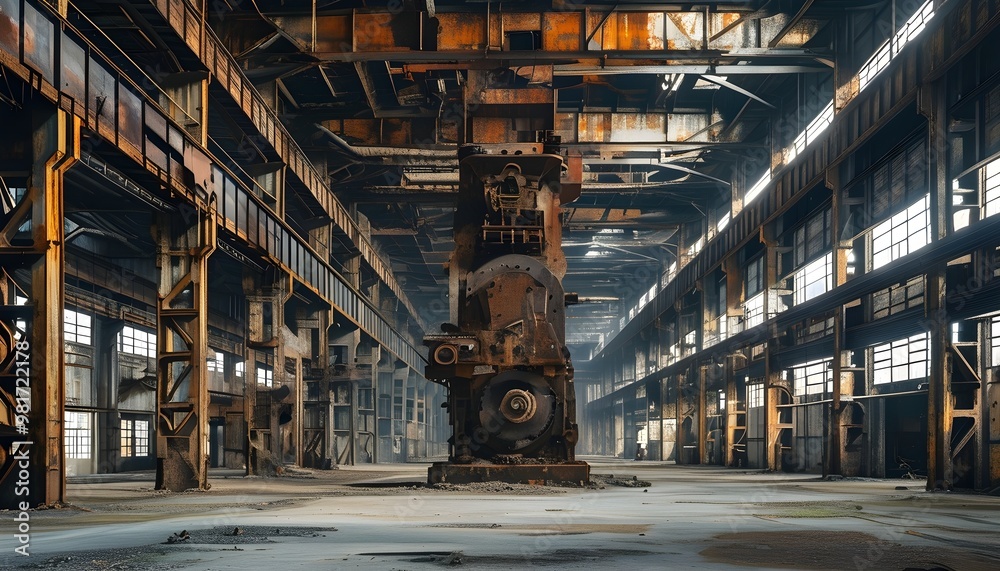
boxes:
[405,62,830,74]
[301,49,828,64]
[154,201,216,492]
[700,74,776,109]
[0,106,78,509]
[28,107,77,507]
[768,0,818,48]
[257,8,820,60]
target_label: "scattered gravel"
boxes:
[160,525,337,545]
[0,526,338,571]
[590,474,652,488]
[1,547,181,571]
[428,482,566,494]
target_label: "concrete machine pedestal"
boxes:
[428,462,591,486]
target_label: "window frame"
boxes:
[872,333,930,385]
[64,307,93,345]
[119,325,157,359]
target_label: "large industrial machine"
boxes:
[424,142,589,485]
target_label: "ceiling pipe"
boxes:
[65,227,145,253]
[314,123,457,168]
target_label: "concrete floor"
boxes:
[3,458,999,570]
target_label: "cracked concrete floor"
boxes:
[2,458,999,570]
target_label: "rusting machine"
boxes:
[424,146,589,485]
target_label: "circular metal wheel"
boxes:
[478,370,555,452]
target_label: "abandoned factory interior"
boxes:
[2,0,1000,569]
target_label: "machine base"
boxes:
[428,461,590,486]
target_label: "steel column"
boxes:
[921,79,953,490]
[0,107,77,508]
[245,281,287,475]
[825,167,859,477]
[153,201,216,491]
[371,343,380,463]
[761,223,782,471]
[243,291,263,476]
[986,315,1000,487]
[764,342,783,472]
[698,364,707,464]
[722,256,743,467]
[674,372,684,463]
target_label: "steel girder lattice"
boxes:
[154,204,216,492]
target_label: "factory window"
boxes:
[791,359,833,396]
[662,261,677,289]
[797,315,834,344]
[64,308,92,345]
[667,342,681,365]
[120,418,150,458]
[983,157,1000,218]
[686,236,704,258]
[64,411,92,459]
[871,140,927,221]
[872,276,924,320]
[793,209,831,267]
[716,211,731,233]
[256,366,273,388]
[872,333,930,385]
[744,171,771,204]
[639,283,656,310]
[235,361,245,378]
[871,194,930,270]
[705,280,727,347]
[207,351,224,373]
[786,102,834,164]
[119,326,156,359]
[682,329,698,356]
[744,292,765,329]
[745,256,764,298]
[991,316,1000,366]
[747,381,764,409]
[716,314,727,343]
[858,39,892,90]
[793,253,833,305]
[14,294,27,340]
[858,0,935,91]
